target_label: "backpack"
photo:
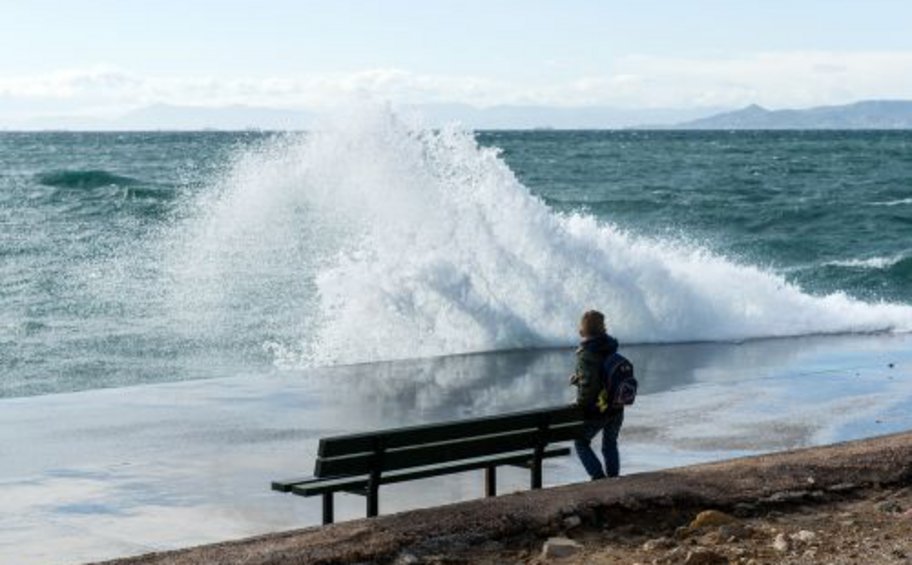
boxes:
[596,353,637,412]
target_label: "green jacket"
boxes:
[573,333,619,417]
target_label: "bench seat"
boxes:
[273,446,571,496]
[271,405,585,524]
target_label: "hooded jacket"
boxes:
[573,333,619,417]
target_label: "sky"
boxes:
[3,0,912,122]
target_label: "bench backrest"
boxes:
[315,405,584,477]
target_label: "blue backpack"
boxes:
[596,353,637,412]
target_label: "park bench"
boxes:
[271,405,585,524]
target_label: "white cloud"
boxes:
[0,66,513,116]
[591,51,912,108]
[3,51,912,119]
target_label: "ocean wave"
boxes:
[823,255,909,270]
[164,106,912,367]
[34,169,176,215]
[869,198,912,207]
[36,169,140,189]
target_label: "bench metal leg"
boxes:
[530,420,548,490]
[367,484,379,518]
[531,448,543,489]
[485,465,497,497]
[367,468,380,518]
[366,443,384,519]
[322,493,334,525]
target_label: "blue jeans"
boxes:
[574,410,624,479]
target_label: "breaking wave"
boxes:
[164,106,912,367]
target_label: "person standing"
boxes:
[569,310,624,480]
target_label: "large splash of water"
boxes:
[167,106,912,367]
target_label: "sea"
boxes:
[2,108,912,562]
[3,109,911,398]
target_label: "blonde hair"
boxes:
[580,310,607,337]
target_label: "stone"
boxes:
[541,537,582,560]
[562,515,582,530]
[876,500,903,514]
[642,537,676,551]
[621,496,644,511]
[615,523,645,536]
[772,533,790,552]
[732,502,757,517]
[792,530,816,543]
[393,552,421,565]
[872,490,893,502]
[689,510,738,530]
[696,531,722,546]
[829,483,858,493]
[890,486,911,499]
[807,490,826,501]
[765,490,809,504]
[674,526,693,540]
[478,540,504,552]
[718,523,752,542]
[683,548,728,565]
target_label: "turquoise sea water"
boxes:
[491,129,912,299]
[2,120,911,398]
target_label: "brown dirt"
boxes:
[95,431,912,565]
[453,484,912,564]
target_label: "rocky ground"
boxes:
[99,432,912,565]
[431,484,912,564]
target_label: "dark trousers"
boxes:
[574,410,624,479]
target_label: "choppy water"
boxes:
[2,109,911,398]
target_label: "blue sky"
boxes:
[3,0,912,120]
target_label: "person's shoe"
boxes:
[590,473,607,481]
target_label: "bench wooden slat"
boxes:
[272,476,325,493]
[315,421,582,477]
[290,447,571,497]
[283,474,368,495]
[317,405,582,458]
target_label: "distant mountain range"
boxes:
[673,100,912,129]
[6,100,912,131]
[409,104,723,130]
[3,103,721,131]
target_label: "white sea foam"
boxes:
[168,106,912,367]
[824,255,908,269]
[869,197,912,207]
